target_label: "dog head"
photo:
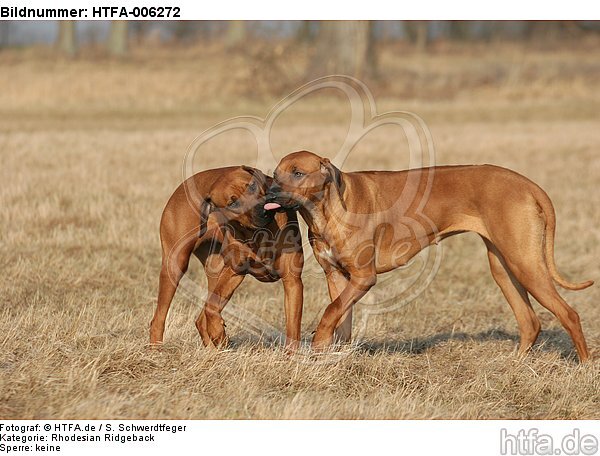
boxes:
[264,150,346,213]
[198,165,274,239]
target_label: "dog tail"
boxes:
[536,189,594,291]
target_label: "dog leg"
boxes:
[512,265,590,362]
[488,208,590,362]
[484,239,541,355]
[149,243,195,346]
[282,274,304,350]
[196,261,244,348]
[494,242,590,362]
[313,275,375,350]
[326,270,353,344]
[482,189,593,361]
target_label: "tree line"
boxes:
[27,20,600,77]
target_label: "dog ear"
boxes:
[198,198,228,247]
[198,196,215,239]
[198,213,226,246]
[320,158,347,210]
[241,165,267,189]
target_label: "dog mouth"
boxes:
[264,202,282,211]
[263,200,300,212]
[263,193,301,212]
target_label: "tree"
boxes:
[448,21,473,41]
[57,21,77,57]
[171,21,195,43]
[404,21,429,52]
[107,21,128,57]
[0,21,9,48]
[308,21,376,78]
[226,21,246,49]
[296,20,316,43]
[130,21,150,45]
[525,21,584,41]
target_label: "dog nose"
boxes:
[266,183,282,198]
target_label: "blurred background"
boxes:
[2,20,599,166]
[2,21,600,419]
[1,20,599,109]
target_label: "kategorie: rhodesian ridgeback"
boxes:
[149,166,303,349]
[265,151,593,362]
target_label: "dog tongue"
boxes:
[264,202,281,211]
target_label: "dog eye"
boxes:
[248,182,257,193]
[228,199,240,209]
[294,171,304,178]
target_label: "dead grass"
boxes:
[1,43,599,419]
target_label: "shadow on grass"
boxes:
[358,328,579,361]
[229,327,579,362]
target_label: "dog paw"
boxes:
[146,342,164,352]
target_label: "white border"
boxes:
[1,420,599,455]
[6,0,600,20]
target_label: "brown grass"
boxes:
[1,42,599,419]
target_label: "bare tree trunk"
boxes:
[415,21,429,52]
[226,20,246,49]
[0,21,9,48]
[379,21,397,43]
[527,21,575,41]
[296,20,315,42]
[107,21,128,57]
[405,21,429,52]
[130,21,150,45]
[308,20,375,78]
[172,21,194,43]
[57,21,77,57]
[365,22,378,77]
[449,21,472,41]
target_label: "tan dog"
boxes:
[150,166,303,349]
[265,151,593,362]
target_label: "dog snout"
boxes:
[266,183,282,200]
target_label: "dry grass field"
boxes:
[1,40,599,419]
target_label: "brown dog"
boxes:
[149,166,304,349]
[265,151,593,362]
